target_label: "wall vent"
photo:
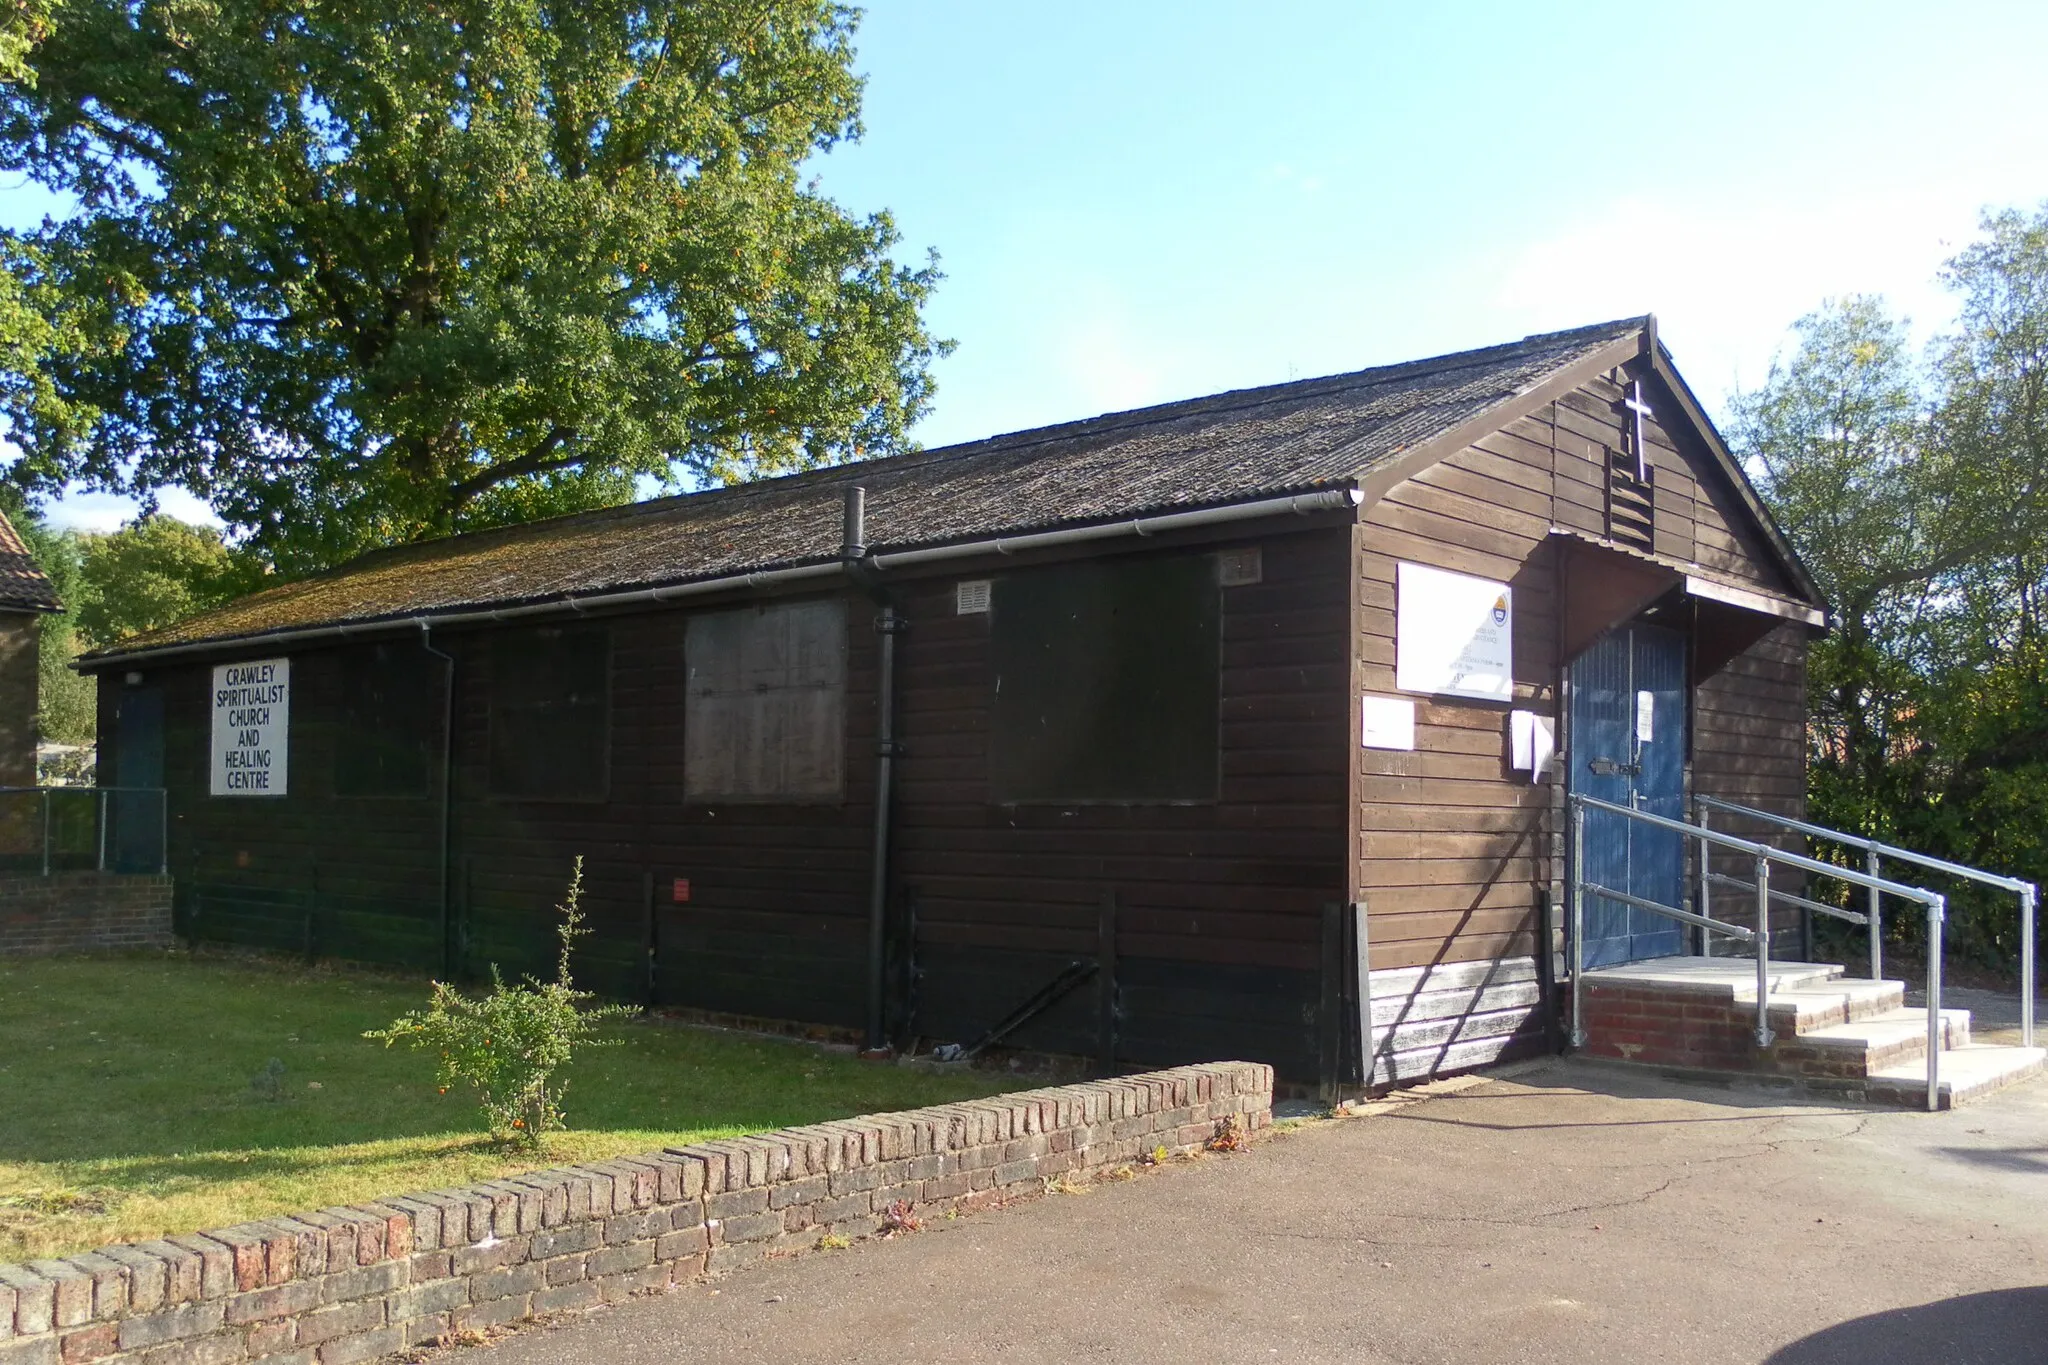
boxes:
[1217,548,1263,587]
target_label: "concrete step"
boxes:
[1583,957,1846,1001]
[1866,1044,2048,1110]
[1767,977,1908,1033]
[1789,1007,1973,1073]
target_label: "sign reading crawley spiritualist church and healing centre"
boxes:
[210,657,290,796]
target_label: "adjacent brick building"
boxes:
[0,506,62,787]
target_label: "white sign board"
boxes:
[1361,695,1416,751]
[211,658,290,796]
[1395,562,1513,703]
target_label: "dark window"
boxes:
[685,600,846,801]
[335,644,438,798]
[488,627,610,801]
[990,555,1220,802]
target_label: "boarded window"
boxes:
[990,555,1220,802]
[335,644,438,798]
[685,600,847,800]
[488,627,610,801]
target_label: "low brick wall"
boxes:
[0,1061,1272,1365]
[0,874,174,957]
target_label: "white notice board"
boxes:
[1395,562,1513,703]
[211,658,290,796]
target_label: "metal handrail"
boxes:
[0,786,168,876]
[1570,793,1950,1112]
[1697,795,2035,1050]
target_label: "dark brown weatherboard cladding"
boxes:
[83,318,1824,1086]
[99,524,1351,1077]
[1350,355,1813,1076]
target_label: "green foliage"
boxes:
[74,515,249,646]
[1736,203,2048,970]
[366,858,634,1147]
[0,0,949,575]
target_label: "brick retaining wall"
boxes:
[0,874,174,957]
[0,1060,1273,1365]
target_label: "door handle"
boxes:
[1587,757,1639,778]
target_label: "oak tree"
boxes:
[0,0,947,572]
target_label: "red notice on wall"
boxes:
[672,878,691,904]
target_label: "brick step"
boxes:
[1866,1044,2048,1110]
[1776,1007,1973,1076]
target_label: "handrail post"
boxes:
[96,788,108,872]
[2022,885,2036,1050]
[41,788,50,877]
[1927,895,1945,1112]
[1698,805,1712,959]
[1753,855,1774,1046]
[1866,846,1882,982]
[158,789,169,876]
[1570,800,1586,1049]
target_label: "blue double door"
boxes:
[1570,623,1688,967]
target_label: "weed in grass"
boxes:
[248,1058,286,1102]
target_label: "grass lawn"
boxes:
[0,952,1015,1262]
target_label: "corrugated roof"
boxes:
[90,317,1648,656]
[0,507,61,613]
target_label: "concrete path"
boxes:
[446,1061,2048,1365]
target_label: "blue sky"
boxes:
[13,0,2048,529]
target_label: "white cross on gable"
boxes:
[1623,380,1655,483]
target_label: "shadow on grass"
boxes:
[1764,1287,2048,1364]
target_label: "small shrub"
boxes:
[365,858,633,1148]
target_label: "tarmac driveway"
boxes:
[450,1060,2048,1365]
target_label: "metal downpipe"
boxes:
[420,623,458,979]
[864,606,900,1054]
[841,487,899,1056]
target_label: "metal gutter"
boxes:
[866,487,1363,570]
[83,486,1365,670]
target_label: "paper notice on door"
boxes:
[1510,709,1556,783]
[1636,690,1655,744]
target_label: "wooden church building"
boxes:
[83,316,1828,1087]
